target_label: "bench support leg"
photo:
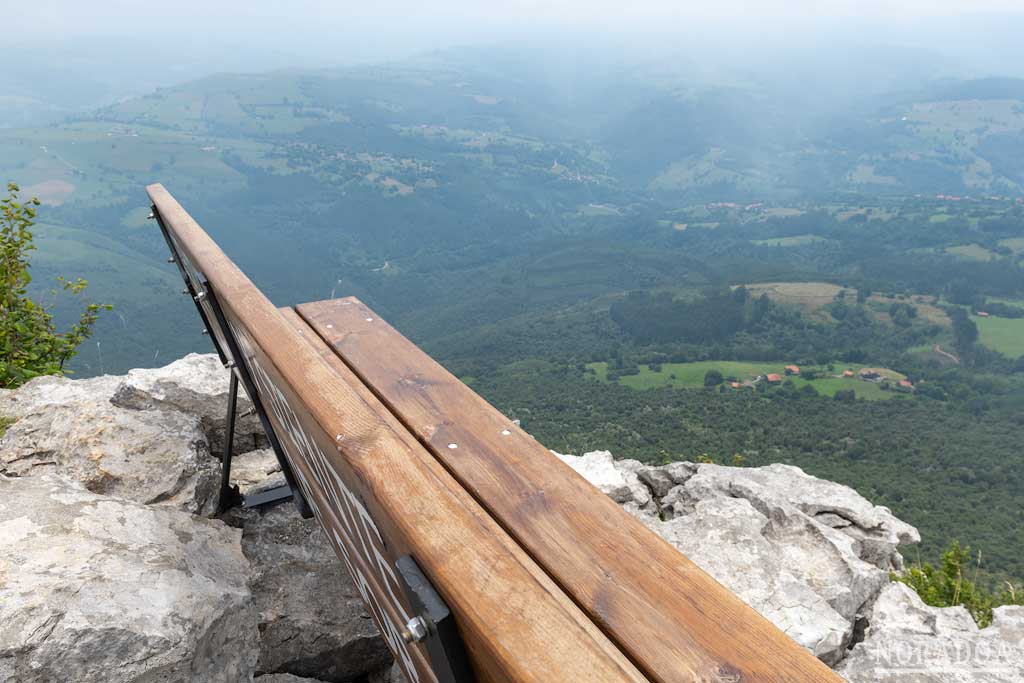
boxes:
[216,372,243,514]
[216,370,296,513]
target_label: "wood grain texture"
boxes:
[298,296,846,683]
[147,184,650,683]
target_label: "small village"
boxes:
[727,364,915,392]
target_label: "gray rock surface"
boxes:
[560,450,1024,679]
[1,359,1019,683]
[0,473,257,683]
[111,353,266,455]
[555,453,914,664]
[0,374,218,514]
[231,447,286,497]
[227,505,392,682]
[838,583,1024,682]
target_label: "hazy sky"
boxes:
[8,0,1024,46]
[5,0,1024,101]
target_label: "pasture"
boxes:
[588,361,904,400]
[751,234,829,247]
[972,314,1024,358]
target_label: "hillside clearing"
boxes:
[588,361,905,400]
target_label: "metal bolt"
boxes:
[447,443,458,450]
[402,616,429,644]
[147,211,155,220]
[225,361,236,369]
[201,329,209,335]
[193,291,206,302]
[167,257,176,264]
[181,288,190,295]
[240,407,256,418]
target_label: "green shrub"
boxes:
[1,183,111,388]
[894,540,1023,627]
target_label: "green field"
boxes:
[972,314,1024,358]
[588,361,903,400]
[998,237,1024,254]
[751,234,829,247]
[945,244,997,261]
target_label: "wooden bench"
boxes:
[147,183,843,683]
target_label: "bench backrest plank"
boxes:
[147,184,649,683]
[297,296,844,683]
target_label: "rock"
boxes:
[0,374,121,417]
[838,582,1024,682]
[0,376,219,515]
[613,458,654,511]
[993,605,1024,633]
[637,466,675,498]
[552,450,634,504]
[665,463,918,572]
[372,662,409,683]
[231,448,286,497]
[646,496,852,663]
[111,353,266,455]
[255,675,329,683]
[227,505,392,682]
[0,474,257,683]
[579,458,921,665]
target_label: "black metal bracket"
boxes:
[152,203,312,518]
[216,369,294,514]
[397,555,475,683]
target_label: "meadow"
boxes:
[588,361,904,400]
[972,313,1024,358]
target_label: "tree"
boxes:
[0,183,111,388]
[703,369,724,386]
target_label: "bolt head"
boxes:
[403,616,429,643]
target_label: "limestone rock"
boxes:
[562,454,921,665]
[552,450,635,504]
[227,505,392,682]
[647,495,853,663]
[231,448,286,497]
[111,353,266,455]
[0,474,257,683]
[0,376,218,515]
[838,583,1024,682]
[664,463,918,571]
[637,465,675,498]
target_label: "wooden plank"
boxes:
[146,184,650,683]
[298,296,846,683]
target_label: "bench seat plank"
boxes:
[297,296,844,683]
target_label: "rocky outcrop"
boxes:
[226,505,392,682]
[111,353,267,455]
[837,583,1024,682]
[1,356,1019,683]
[0,374,219,514]
[231,448,286,497]
[553,452,908,664]
[0,356,399,683]
[555,451,1024,678]
[0,474,257,682]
